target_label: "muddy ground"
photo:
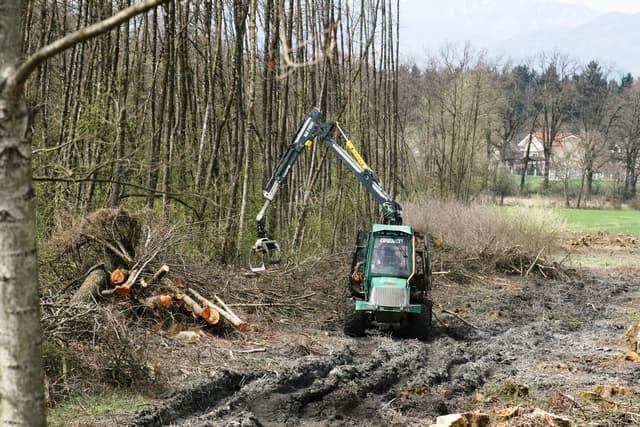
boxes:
[74,240,640,427]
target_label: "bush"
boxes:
[403,197,567,256]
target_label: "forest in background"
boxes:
[24,0,402,261]
[399,49,640,207]
[23,1,640,264]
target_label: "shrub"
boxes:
[403,197,567,256]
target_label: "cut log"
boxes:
[214,294,249,332]
[72,268,107,303]
[140,265,169,288]
[188,289,248,332]
[180,293,219,326]
[110,268,128,285]
[158,278,226,327]
[143,294,174,310]
[100,268,138,297]
[112,267,141,297]
[201,306,220,325]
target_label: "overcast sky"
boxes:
[398,0,640,72]
[552,0,640,14]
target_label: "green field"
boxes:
[503,205,640,235]
[553,208,640,235]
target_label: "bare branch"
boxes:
[8,0,171,91]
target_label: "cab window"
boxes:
[370,236,411,277]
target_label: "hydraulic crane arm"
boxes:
[321,131,402,225]
[250,107,402,272]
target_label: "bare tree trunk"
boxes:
[0,2,46,424]
[0,2,167,424]
[577,169,586,208]
[585,167,593,201]
[543,147,551,192]
[520,131,533,193]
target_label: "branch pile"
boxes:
[432,243,568,283]
[53,208,248,332]
[492,246,565,279]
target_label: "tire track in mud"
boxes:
[129,274,640,426]
[129,329,497,427]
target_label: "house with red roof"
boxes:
[514,132,582,178]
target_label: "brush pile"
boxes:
[403,198,570,280]
[44,208,248,333]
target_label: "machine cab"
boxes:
[349,224,431,313]
[367,226,413,279]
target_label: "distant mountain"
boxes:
[491,12,640,74]
[399,0,598,58]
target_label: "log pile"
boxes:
[95,264,248,331]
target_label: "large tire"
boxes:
[407,301,432,341]
[343,298,366,337]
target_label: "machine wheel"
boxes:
[343,298,367,337]
[407,300,432,341]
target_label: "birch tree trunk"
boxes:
[1,1,168,423]
[0,1,46,424]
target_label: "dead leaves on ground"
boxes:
[570,232,637,248]
[492,407,575,427]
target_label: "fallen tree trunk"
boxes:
[176,292,220,325]
[72,267,107,303]
[188,289,248,332]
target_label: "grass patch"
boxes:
[514,175,544,193]
[553,208,640,235]
[626,312,640,322]
[48,389,151,426]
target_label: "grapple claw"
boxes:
[249,237,281,272]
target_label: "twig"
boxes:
[437,304,484,331]
[235,348,266,354]
[537,265,548,278]
[432,309,449,328]
[82,233,134,265]
[229,303,297,308]
[140,264,169,288]
[557,249,574,266]
[525,247,545,277]
[289,292,316,301]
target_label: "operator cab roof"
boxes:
[371,223,413,235]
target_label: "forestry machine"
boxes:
[250,107,433,339]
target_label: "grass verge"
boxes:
[48,388,151,426]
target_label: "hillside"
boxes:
[494,12,640,74]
